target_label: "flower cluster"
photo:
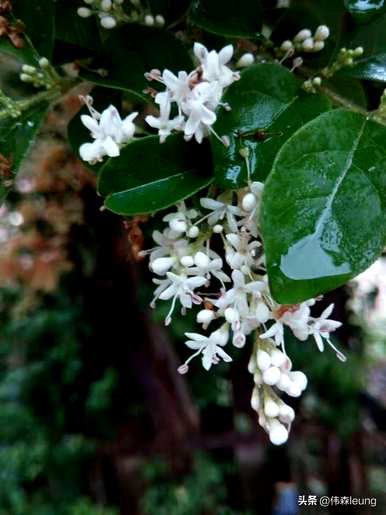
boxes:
[77,0,165,30]
[144,169,344,444]
[145,43,240,144]
[280,25,330,55]
[78,95,138,164]
[19,57,58,89]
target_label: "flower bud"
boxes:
[101,0,112,10]
[256,302,270,324]
[150,256,176,275]
[290,371,308,391]
[276,373,291,392]
[77,7,92,17]
[270,349,287,368]
[144,14,155,26]
[314,25,330,41]
[236,52,255,68]
[280,40,293,52]
[213,224,223,233]
[155,14,165,26]
[242,192,257,212]
[38,57,50,68]
[100,15,117,28]
[197,309,215,326]
[22,64,36,74]
[251,389,260,410]
[312,40,325,52]
[169,218,187,233]
[224,307,239,325]
[187,226,199,238]
[194,251,210,268]
[180,255,194,267]
[286,383,302,398]
[312,76,322,87]
[269,421,288,445]
[279,404,295,423]
[302,37,315,52]
[264,399,280,418]
[177,364,189,374]
[294,28,312,42]
[262,366,281,386]
[256,350,271,371]
[20,73,32,82]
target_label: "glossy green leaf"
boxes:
[79,26,192,101]
[12,0,55,58]
[98,136,213,215]
[344,0,385,22]
[67,87,122,172]
[211,63,330,189]
[189,0,262,37]
[0,102,48,201]
[261,109,386,304]
[55,0,101,52]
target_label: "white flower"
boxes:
[214,270,265,317]
[158,272,206,324]
[225,232,261,272]
[308,304,345,360]
[200,196,242,232]
[183,82,218,143]
[161,69,192,107]
[184,325,232,370]
[79,103,137,163]
[260,321,285,348]
[145,92,184,143]
[193,43,239,87]
[188,251,230,285]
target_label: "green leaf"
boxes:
[344,0,385,22]
[12,0,55,59]
[0,102,48,201]
[189,0,262,38]
[79,26,192,101]
[211,63,331,189]
[67,86,122,172]
[98,135,213,215]
[55,0,101,51]
[261,109,386,304]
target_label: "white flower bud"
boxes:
[224,307,239,325]
[248,356,256,374]
[279,404,295,423]
[302,37,315,52]
[290,371,308,391]
[312,40,325,52]
[256,350,271,371]
[187,226,199,238]
[269,421,288,445]
[197,309,215,326]
[155,14,165,26]
[262,366,281,386]
[264,399,280,418]
[144,14,155,26]
[294,28,312,42]
[270,349,287,368]
[169,218,187,233]
[314,25,330,41]
[236,52,255,68]
[253,370,263,386]
[38,57,50,68]
[84,0,94,4]
[286,383,302,398]
[312,76,322,87]
[150,256,176,275]
[101,0,112,10]
[280,40,293,52]
[251,390,260,411]
[20,73,32,83]
[22,64,36,74]
[213,224,223,233]
[354,46,364,57]
[180,255,194,267]
[256,302,270,324]
[100,15,117,28]
[242,192,257,212]
[194,251,210,268]
[276,373,291,392]
[77,7,92,17]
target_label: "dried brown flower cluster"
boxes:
[0,1,25,49]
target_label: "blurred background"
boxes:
[1,55,386,515]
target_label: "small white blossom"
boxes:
[184,325,232,370]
